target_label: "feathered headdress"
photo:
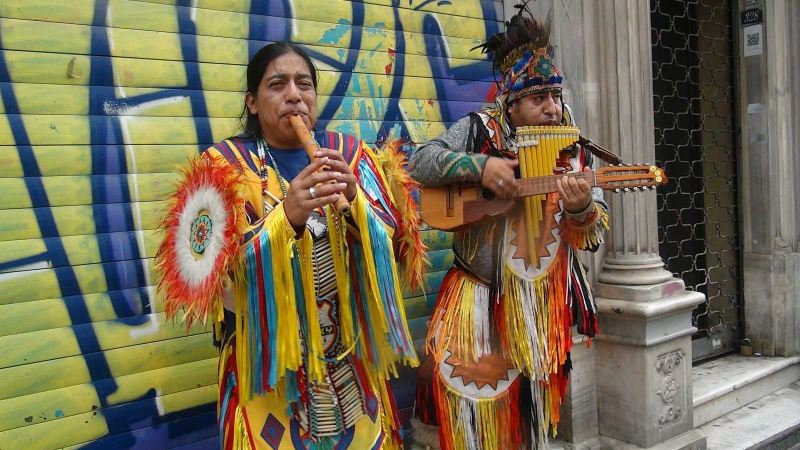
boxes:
[474,1,562,103]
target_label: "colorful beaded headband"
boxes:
[474,2,561,102]
[503,47,562,103]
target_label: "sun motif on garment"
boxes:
[509,193,560,270]
[509,152,576,270]
[444,353,514,390]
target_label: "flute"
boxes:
[289,115,351,216]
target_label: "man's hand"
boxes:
[556,166,593,213]
[283,157,347,229]
[481,156,519,199]
[313,147,358,202]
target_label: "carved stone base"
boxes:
[594,281,705,448]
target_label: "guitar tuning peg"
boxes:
[633,186,640,191]
[623,187,630,192]
[613,188,620,193]
[649,186,656,190]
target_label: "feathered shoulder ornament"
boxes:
[155,155,244,327]
[376,140,429,292]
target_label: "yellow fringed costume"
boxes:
[157,132,424,450]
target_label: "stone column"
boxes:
[585,1,706,449]
[737,0,800,358]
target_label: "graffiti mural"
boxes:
[0,0,500,448]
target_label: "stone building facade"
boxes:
[512,0,800,448]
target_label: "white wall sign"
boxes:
[743,23,763,57]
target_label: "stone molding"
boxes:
[655,350,685,426]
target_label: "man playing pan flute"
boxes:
[409,5,609,449]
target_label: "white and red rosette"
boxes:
[155,156,242,327]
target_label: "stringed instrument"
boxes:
[420,164,667,231]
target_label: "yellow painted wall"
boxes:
[0,1,500,448]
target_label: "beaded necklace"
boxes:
[257,138,288,202]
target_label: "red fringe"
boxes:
[414,354,439,425]
[220,345,240,450]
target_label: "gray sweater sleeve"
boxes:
[408,115,489,187]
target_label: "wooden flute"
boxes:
[289,115,351,216]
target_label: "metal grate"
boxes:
[650,0,742,361]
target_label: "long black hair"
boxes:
[240,42,319,138]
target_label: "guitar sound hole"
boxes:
[480,188,496,201]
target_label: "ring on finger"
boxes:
[497,178,505,187]
[308,186,317,199]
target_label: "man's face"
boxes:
[507,89,563,128]
[245,52,318,148]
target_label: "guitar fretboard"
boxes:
[518,171,595,196]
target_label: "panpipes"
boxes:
[514,125,580,267]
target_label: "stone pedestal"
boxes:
[594,267,705,449]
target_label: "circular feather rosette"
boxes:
[155,156,242,326]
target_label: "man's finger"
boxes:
[307,182,347,199]
[296,157,330,179]
[314,148,345,162]
[309,192,342,207]
[307,171,343,187]
[323,158,352,174]
[555,177,565,198]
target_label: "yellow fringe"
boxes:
[326,206,356,349]
[375,140,429,292]
[296,230,325,384]
[232,204,309,401]
[428,252,570,383]
[426,270,483,365]
[233,405,253,450]
[271,214,305,380]
[435,373,523,450]
[502,250,569,381]
[561,202,610,250]
[350,189,419,378]
[217,340,235,416]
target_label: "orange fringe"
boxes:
[560,202,609,250]
[376,140,429,292]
